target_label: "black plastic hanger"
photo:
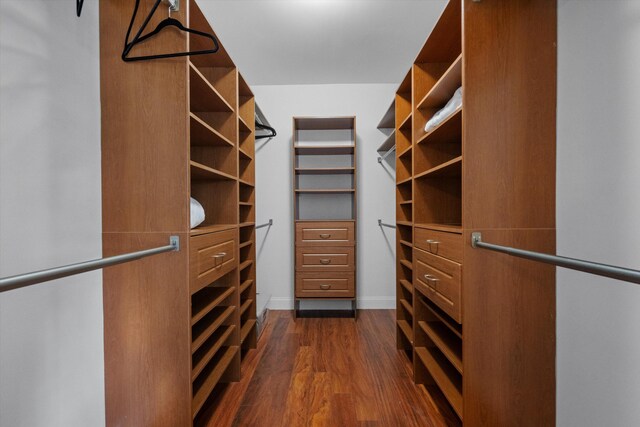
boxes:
[122,0,219,62]
[255,122,277,140]
[77,0,85,17]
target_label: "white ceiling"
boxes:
[197,0,448,86]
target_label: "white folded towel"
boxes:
[425,86,462,133]
[190,197,205,229]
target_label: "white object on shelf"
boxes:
[424,86,462,133]
[190,197,205,229]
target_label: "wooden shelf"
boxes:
[240,298,253,316]
[294,117,355,130]
[377,129,396,153]
[420,296,463,339]
[239,202,253,207]
[240,319,257,344]
[397,319,413,344]
[238,115,252,133]
[414,156,462,179]
[415,347,462,419]
[400,200,413,205]
[295,167,355,175]
[419,321,462,374]
[400,259,413,270]
[417,54,463,110]
[190,161,236,181]
[192,346,239,418]
[399,279,413,294]
[239,147,253,160]
[397,221,413,227]
[190,113,234,147]
[398,145,413,158]
[239,279,253,294]
[189,63,234,113]
[191,305,236,354]
[377,100,396,129]
[399,240,413,248]
[191,287,235,326]
[239,178,255,187]
[238,240,253,249]
[400,299,414,316]
[397,176,412,186]
[190,224,237,236]
[295,189,355,194]
[398,113,412,130]
[417,223,462,234]
[294,145,355,155]
[239,222,255,228]
[417,107,462,146]
[191,324,235,382]
[239,260,253,271]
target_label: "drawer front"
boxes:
[296,246,354,272]
[414,248,462,323]
[296,272,355,298]
[296,221,355,246]
[190,228,237,294]
[415,227,462,264]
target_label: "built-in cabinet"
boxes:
[292,117,357,316]
[385,0,557,424]
[100,1,257,425]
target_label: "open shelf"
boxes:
[377,129,396,153]
[400,200,413,205]
[417,223,462,234]
[397,319,413,344]
[240,319,257,344]
[239,222,255,228]
[397,221,413,227]
[238,115,252,133]
[190,161,236,181]
[417,107,462,146]
[191,324,235,382]
[398,145,413,158]
[295,167,355,175]
[398,113,412,131]
[192,346,239,418]
[240,298,253,316]
[190,113,235,147]
[294,145,355,155]
[295,189,355,194]
[419,321,462,374]
[400,259,413,270]
[238,240,253,249]
[420,296,463,339]
[399,240,414,248]
[399,279,413,294]
[415,347,462,419]
[239,260,253,271]
[240,279,254,294]
[417,54,463,110]
[414,156,462,179]
[397,177,412,186]
[239,178,255,187]
[189,63,234,113]
[239,147,253,160]
[190,224,237,236]
[191,305,236,354]
[400,299,414,316]
[191,287,235,326]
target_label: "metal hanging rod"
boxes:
[471,232,640,285]
[377,146,396,164]
[0,236,180,293]
[378,219,396,229]
[256,219,273,229]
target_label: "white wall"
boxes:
[557,1,640,426]
[0,2,104,426]
[253,83,397,310]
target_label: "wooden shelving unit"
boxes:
[100,1,259,425]
[381,0,557,424]
[293,117,357,317]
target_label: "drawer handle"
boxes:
[319,259,332,265]
[320,284,332,290]
[211,252,227,259]
[319,234,331,239]
[426,239,440,252]
[424,274,439,285]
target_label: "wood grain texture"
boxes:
[462,0,557,230]
[204,310,459,427]
[103,232,191,427]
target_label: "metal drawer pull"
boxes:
[211,252,227,259]
[424,274,439,285]
[319,259,332,265]
[319,234,331,239]
[320,284,332,290]
[426,239,440,252]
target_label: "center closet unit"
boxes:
[100,1,258,425]
[383,1,557,425]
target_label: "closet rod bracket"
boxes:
[170,235,180,251]
[164,0,179,12]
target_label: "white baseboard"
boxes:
[267,296,395,310]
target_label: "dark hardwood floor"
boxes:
[204,310,459,427]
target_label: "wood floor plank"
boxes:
[204,310,458,427]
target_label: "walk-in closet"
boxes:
[1,1,640,426]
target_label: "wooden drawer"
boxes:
[296,221,355,246]
[414,247,462,323]
[296,246,354,272]
[295,272,355,298]
[190,228,237,294]
[415,227,462,264]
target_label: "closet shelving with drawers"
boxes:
[292,117,358,317]
[381,0,557,424]
[100,1,258,425]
